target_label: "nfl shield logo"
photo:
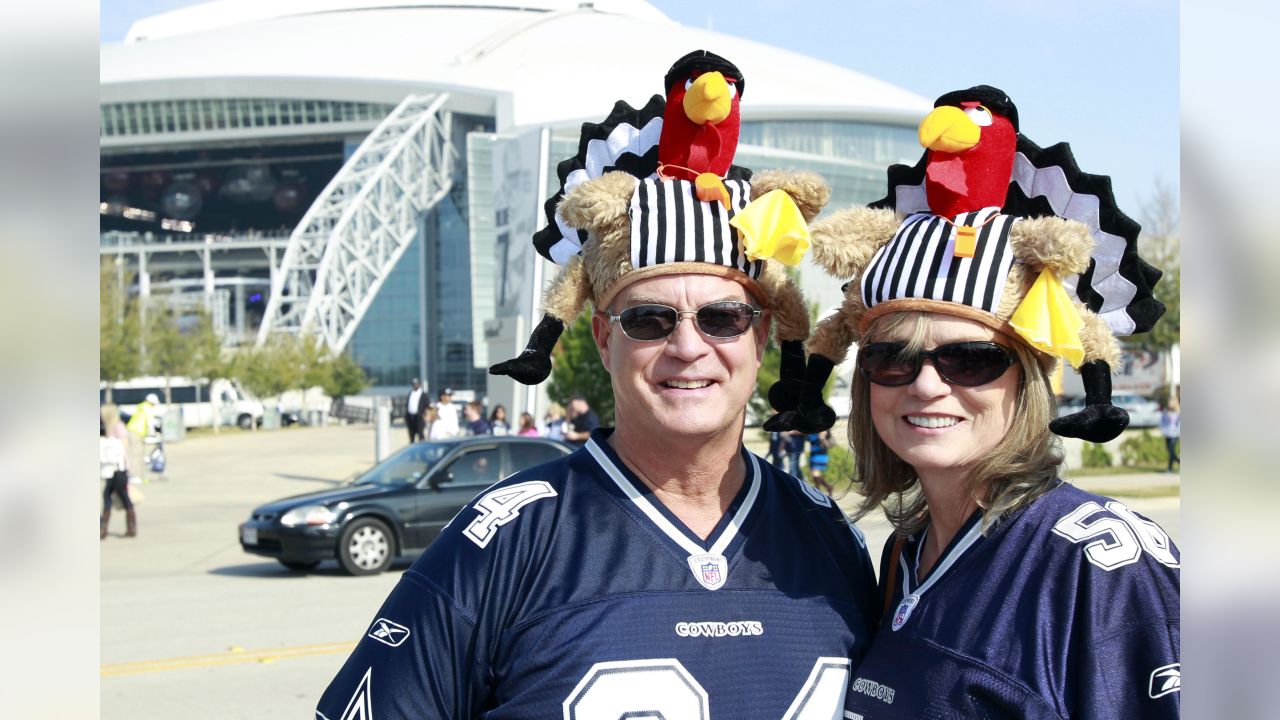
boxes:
[686,553,728,591]
[891,594,920,631]
[701,562,721,586]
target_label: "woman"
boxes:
[516,412,539,437]
[841,311,1180,718]
[489,405,510,436]
[542,402,566,441]
[100,420,136,539]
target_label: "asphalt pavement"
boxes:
[100,423,1178,719]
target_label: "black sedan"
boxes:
[238,436,572,575]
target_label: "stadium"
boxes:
[99,0,931,415]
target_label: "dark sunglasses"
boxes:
[858,341,1015,387]
[607,301,761,341]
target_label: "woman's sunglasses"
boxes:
[858,341,1015,387]
[607,301,761,342]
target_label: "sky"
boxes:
[99,0,1178,218]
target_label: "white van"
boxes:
[101,376,265,429]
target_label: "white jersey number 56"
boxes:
[1052,500,1179,571]
[563,657,849,720]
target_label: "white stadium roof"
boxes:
[102,0,929,131]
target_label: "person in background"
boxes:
[405,378,427,442]
[562,394,599,449]
[784,431,805,479]
[125,393,161,483]
[433,388,460,438]
[516,412,539,437]
[542,402,566,441]
[767,427,787,471]
[464,401,491,436]
[489,405,510,436]
[807,430,833,494]
[100,421,135,539]
[1160,396,1180,473]
[424,404,442,440]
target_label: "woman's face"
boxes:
[869,314,1021,482]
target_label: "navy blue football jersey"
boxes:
[843,482,1180,720]
[318,430,880,719]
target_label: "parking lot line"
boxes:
[101,641,356,677]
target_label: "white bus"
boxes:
[101,376,265,429]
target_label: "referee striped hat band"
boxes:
[858,207,1017,333]
[596,176,765,309]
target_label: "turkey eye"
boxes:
[684,78,694,91]
[727,81,738,99]
[964,106,993,126]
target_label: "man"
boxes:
[404,378,426,443]
[431,388,459,439]
[462,401,490,436]
[318,69,877,717]
[561,394,599,448]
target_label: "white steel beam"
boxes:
[257,93,455,353]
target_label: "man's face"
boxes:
[592,273,769,442]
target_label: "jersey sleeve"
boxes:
[1076,617,1180,719]
[315,571,486,719]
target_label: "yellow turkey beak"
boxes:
[683,72,732,126]
[918,105,980,154]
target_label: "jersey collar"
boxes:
[584,430,760,558]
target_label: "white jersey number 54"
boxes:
[563,657,849,720]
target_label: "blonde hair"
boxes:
[848,311,1063,536]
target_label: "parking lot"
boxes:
[100,424,1179,718]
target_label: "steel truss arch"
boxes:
[257,93,455,353]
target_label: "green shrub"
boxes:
[823,445,857,491]
[1081,442,1113,468]
[1119,430,1172,467]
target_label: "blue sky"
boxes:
[100,0,1178,218]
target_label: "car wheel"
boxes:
[338,518,394,575]
[237,414,253,430]
[279,559,320,572]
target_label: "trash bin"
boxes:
[261,407,282,430]
[161,411,184,442]
[307,409,327,427]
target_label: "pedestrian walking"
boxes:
[785,431,805,478]
[1160,397,1180,473]
[100,422,136,539]
[405,378,427,442]
[767,429,787,471]
[807,430,833,494]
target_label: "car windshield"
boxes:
[352,444,451,487]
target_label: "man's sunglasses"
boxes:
[607,301,761,341]
[858,341,1015,387]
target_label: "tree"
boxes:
[547,307,615,425]
[1129,181,1180,354]
[325,352,370,397]
[143,304,197,405]
[99,259,141,390]
[227,335,370,400]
